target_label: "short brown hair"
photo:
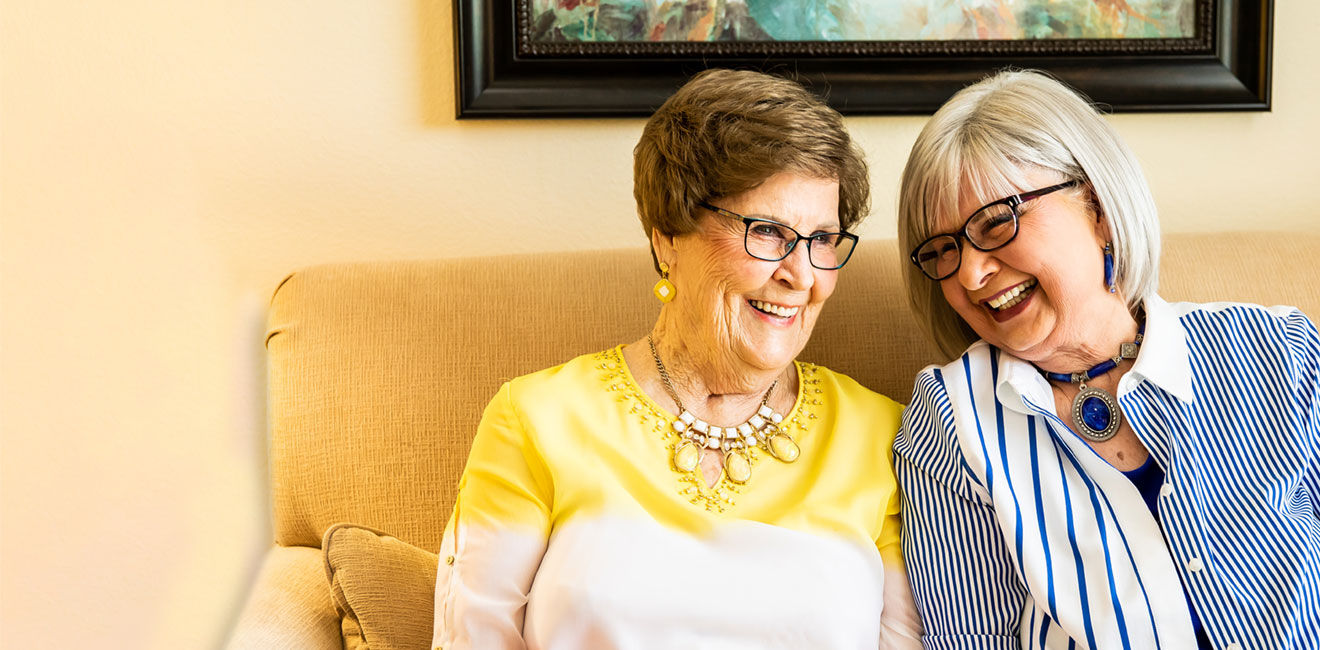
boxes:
[633,68,868,264]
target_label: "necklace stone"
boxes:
[1041,326,1144,443]
[647,335,799,485]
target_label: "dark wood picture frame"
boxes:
[455,0,1272,118]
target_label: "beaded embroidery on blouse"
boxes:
[594,346,821,513]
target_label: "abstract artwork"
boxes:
[529,0,1195,44]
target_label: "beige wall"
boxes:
[1,1,1316,647]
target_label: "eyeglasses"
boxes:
[699,202,859,270]
[908,180,1079,281]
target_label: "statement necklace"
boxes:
[1039,324,1144,442]
[646,335,800,485]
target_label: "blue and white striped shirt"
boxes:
[895,295,1320,649]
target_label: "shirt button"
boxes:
[1187,557,1204,572]
[445,555,455,565]
[1160,482,1174,497]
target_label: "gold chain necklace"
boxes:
[646,335,800,484]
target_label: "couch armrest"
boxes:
[226,545,342,650]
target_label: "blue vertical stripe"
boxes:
[1054,449,1099,649]
[1027,418,1058,619]
[990,349,1027,574]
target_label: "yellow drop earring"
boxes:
[653,262,676,303]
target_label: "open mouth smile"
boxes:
[985,279,1037,312]
[749,299,800,319]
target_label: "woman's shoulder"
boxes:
[898,340,1010,434]
[893,349,987,476]
[802,364,905,457]
[1169,300,1314,345]
[805,362,903,415]
[497,346,623,407]
[907,340,995,389]
[1170,299,1307,322]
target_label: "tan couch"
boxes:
[226,234,1320,649]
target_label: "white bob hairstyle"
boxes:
[898,69,1162,360]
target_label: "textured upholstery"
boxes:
[227,545,342,649]
[323,524,437,650]
[230,233,1320,647]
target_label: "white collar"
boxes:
[990,293,1195,414]
[1126,294,1195,404]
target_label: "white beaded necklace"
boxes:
[646,335,800,485]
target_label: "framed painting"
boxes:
[455,0,1271,117]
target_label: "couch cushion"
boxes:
[323,523,437,650]
[226,545,344,650]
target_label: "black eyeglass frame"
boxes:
[908,180,1080,281]
[698,201,859,271]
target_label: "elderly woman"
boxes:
[432,68,921,649]
[894,69,1320,649]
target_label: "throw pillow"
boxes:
[323,523,438,650]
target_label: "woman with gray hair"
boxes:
[894,70,1320,649]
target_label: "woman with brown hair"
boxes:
[431,68,921,649]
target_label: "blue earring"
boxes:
[1103,242,1116,293]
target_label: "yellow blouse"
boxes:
[433,346,920,649]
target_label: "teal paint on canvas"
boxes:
[529,0,1195,43]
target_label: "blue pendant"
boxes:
[1071,386,1121,442]
[1081,396,1111,431]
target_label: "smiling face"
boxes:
[938,167,1127,366]
[657,172,842,379]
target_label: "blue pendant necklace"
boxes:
[1039,324,1144,442]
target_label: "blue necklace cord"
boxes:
[1038,322,1145,442]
